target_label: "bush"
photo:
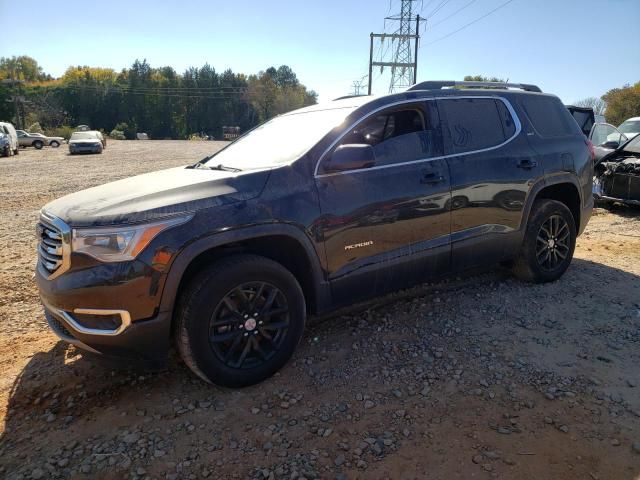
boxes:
[109,129,126,140]
[28,122,44,134]
[113,122,137,140]
[189,133,208,141]
[44,125,74,140]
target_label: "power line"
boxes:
[430,0,477,28]
[425,0,453,18]
[424,0,516,46]
[48,84,248,99]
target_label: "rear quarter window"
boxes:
[520,95,581,137]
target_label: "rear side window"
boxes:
[520,96,579,137]
[439,98,513,155]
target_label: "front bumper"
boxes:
[44,304,171,365]
[36,252,172,364]
[69,144,101,154]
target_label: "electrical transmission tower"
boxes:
[368,0,421,94]
[351,80,365,96]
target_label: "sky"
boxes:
[1,0,639,105]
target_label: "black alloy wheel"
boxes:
[209,282,290,370]
[512,199,576,283]
[176,254,306,387]
[535,214,570,271]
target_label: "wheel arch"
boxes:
[524,175,582,232]
[159,224,330,328]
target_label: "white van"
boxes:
[0,122,19,157]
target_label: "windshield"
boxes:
[623,134,640,154]
[204,107,355,170]
[619,120,640,134]
[70,132,97,140]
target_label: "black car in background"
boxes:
[36,81,593,387]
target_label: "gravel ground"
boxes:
[0,141,639,480]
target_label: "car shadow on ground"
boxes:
[1,257,639,478]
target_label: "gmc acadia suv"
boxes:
[36,81,594,387]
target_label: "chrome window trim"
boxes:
[39,210,71,280]
[314,95,522,178]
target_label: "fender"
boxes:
[158,223,331,316]
[521,172,584,232]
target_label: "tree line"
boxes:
[0,56,317,139]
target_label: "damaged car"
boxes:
[594,133,640,207]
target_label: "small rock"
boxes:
[364,400,375,409]
[611,439,621,447]
[632,442,640,454]
[334,454,345,466]
[472,455,483,464]
[559,425,569,433]
[123,433,139,445]
[31,468,45,479]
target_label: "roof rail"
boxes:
[407,80,542,93]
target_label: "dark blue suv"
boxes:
[36,81,593,387]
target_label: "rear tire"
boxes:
[33,140,44,149]
[176,254,306,387]
[512,199,576,283]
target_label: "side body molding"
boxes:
[158,223,331,316]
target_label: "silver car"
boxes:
[16,130,65,149]
[68,131,103,155]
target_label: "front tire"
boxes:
[176,255,306,387]
[50,140,60,148]
[512,199,576,283]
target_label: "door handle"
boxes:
[420,172,444,185]
[516,159,538,169]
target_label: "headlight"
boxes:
[71,215,192,262]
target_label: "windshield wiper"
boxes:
[206,164,242,172]
[190,161,241,172]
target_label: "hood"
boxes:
[43,165,271,227]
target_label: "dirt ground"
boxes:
[0,141,639,480]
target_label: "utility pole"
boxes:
[368,0,421,94]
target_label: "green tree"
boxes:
[463,75,505,82]
[602,82,640,126]
[0,56,48,81]
[10,58,316,138]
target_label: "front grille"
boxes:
[37,213,71,279]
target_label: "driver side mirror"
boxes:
[601,140,620,149]
[325,144,376,173]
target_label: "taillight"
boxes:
[585,138,595,162]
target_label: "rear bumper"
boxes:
[579,195,593,235]
[44,306,171,366]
